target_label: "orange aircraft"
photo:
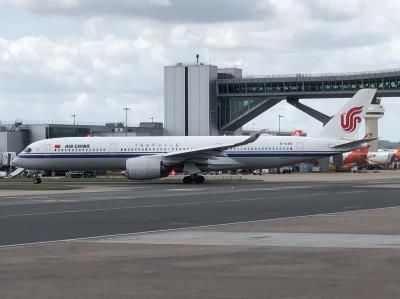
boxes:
[340,133,372,170]
[394,149,400,160]
[342,146,370,166]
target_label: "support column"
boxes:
[332,154,343,171]
[365,97,384,152]
[318,157,330,173]
[287,99,331,125]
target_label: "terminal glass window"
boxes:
[290,82,302,92]
[283,82,289,92]
[219,98,261,128]
[218,84,228,94]
[266,82,273,93]
[394,77,400,88]
[342,80,351,91]
[247,83,259,93]
[46,127,91,138]
[384,77,397,90]
[256,83,265,93]
[332,81,342,91]
[364,78,378,89]
[323,81,332,91]
[305,82,319,92]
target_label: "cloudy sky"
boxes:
[0,0,400,140]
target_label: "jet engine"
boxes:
[125,156,168,180]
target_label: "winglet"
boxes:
[240,129,266,145]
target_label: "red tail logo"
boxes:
[341,106,363,132]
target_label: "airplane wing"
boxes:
[162,130,265,162]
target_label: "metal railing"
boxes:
[243,68,400,79]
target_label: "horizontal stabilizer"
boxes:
[330,138,378,149]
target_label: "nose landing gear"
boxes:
[183,175,205,184]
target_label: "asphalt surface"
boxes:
[1,179,400,246]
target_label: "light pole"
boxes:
[123,107,131,136]
[278,115,284,135]
[149,116,154,123]
[71,114,76,126]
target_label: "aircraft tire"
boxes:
[194,175,205,184]
[183,176,193,184]
[33,177,42,184]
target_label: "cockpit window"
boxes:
[23,147,32,153]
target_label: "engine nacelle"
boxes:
[126,156,168,180]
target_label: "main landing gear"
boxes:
[32,172,42,184]
[183,175,205,184]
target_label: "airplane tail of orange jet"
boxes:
[394,148,400,160]
[291,129,304,136]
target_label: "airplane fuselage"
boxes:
[14,135,345,172]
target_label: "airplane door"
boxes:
[296,142,304,152]
[109,143,118,152]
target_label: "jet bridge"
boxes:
[217,68,400,134]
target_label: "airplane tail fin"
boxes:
[318,89,377,140]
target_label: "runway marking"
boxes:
[335,190,365,195]
[356,184,400,189]
[0,190,366,219]
[0,188,339,218]
[234,186,312,192]
[2,205,400,249]
[0,196,271,218]
[167,188,205,191]
[90,231,400,249]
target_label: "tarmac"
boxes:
[1,172,400,298]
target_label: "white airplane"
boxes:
[367,148,400,167]
[13,89,377,184]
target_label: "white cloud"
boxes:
[5,0,80,10]
[0,0,272,22]
[204,28,240,49]
[61,93,90,114]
